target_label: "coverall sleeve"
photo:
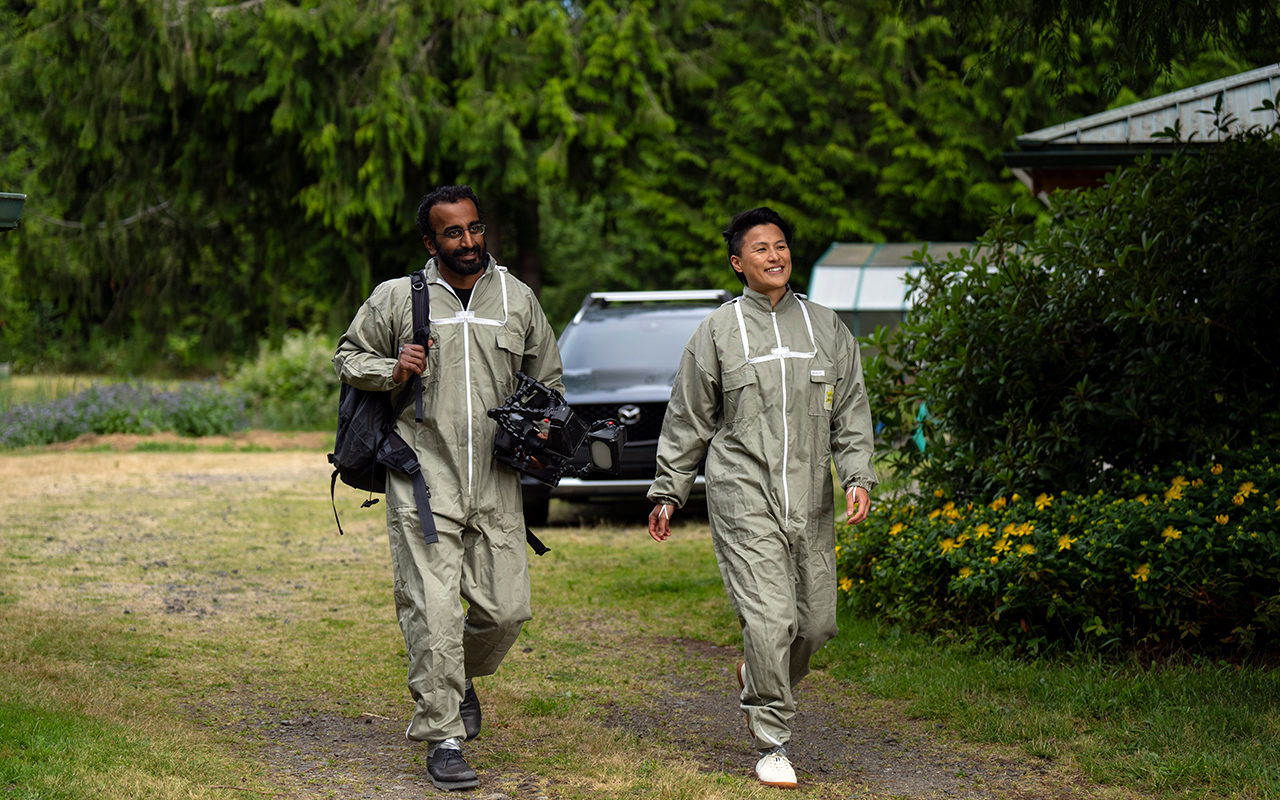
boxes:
[829,318,878,493]
[648,324,721,509]
[521,298,565,395]
[333,283,405,392]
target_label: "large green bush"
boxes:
[837,442,1280,654]
[229,330,338,431]
[866,109,1280,501]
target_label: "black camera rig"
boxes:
[488,372,627,487]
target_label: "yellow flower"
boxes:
[1011,493,1022,503]
[1191,479,1204,487]
[1161,526,1182,542]
[1232,494,1245,506]
[929,508,942,519]
[1002,523,1016,536]
[1215,514,1229,525]
[1135,494,1149,505]
[988,556,999,565]
[958,567,972,579]
[888,523,904,537]
[990,497,1007,511]
[1238,482,1257,498]
[1015,522,1035,537]
[1057,534,1077,551]
[838,577,853,592]
[934,488,946,498]
[974,523,992,539]
[1170,476,1189,487]
[1018,543,1036,556]
[940,538,960,554]
[1164,485,1184,502]
[993,538,1011,555]
[1035,493,1052,510]
[1210,463,1224,475]
[1132,563,1151,582]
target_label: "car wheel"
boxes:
[523,494,549,527]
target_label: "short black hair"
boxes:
[416,185,483,239]
[722,207,793,285]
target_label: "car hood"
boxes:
[562,368,676,402]
[561,373,674,405]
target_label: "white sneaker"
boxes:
[755,749,797,789]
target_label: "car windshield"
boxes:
[559,308,710,391]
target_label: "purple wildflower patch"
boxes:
[0,381,246,449]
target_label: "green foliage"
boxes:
[228,329,338,431]
[837,443,1280,654]
[867,117,1280,500]
[1,0,1256,372]
[886,0,1280,92]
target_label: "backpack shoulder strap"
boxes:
[410,269,430,422]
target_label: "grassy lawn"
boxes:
[0,448,1275,799]
[824,621,1279,797]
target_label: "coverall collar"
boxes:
[741,283,797,313]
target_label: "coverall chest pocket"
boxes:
[721,365,761,428]
[808,363,835,418]
[495,330,525,388]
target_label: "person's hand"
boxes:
[648,504,675,542]
[846,485,870,524]
[529,430,549,470]
[392,342,429,384]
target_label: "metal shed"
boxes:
[1004,63,1280,202]
[806,242,979,338]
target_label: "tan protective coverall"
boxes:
[334,256,563,743]
[648,286,876,751]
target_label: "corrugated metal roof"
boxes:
[808,242,978,311]
[1019,63,1280,146]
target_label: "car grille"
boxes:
[572,402,667,443]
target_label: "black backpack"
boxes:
[328,270,437,543]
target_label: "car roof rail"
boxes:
[581,290,733,308]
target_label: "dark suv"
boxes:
[521,290,731,524]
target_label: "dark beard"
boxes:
[438,244,488,276]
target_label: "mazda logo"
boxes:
[617,404,641,426]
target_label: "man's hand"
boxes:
[529,430,549,470]
[392,342,429,384]
[846,485,871,524]
[648,504,675,542]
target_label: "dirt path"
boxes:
[234,636,1109,800]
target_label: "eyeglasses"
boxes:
[436,223,486,241]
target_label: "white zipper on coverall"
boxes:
[733,296,818,526]
[429,265,510,493]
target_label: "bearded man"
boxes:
[334,184,563,791]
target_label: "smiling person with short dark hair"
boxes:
[647,206,877,789]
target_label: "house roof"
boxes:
[1018,63,1279,147]
[1004,63,1280,200]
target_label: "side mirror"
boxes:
[0,193,26,234]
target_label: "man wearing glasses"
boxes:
[334,185,563,791]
